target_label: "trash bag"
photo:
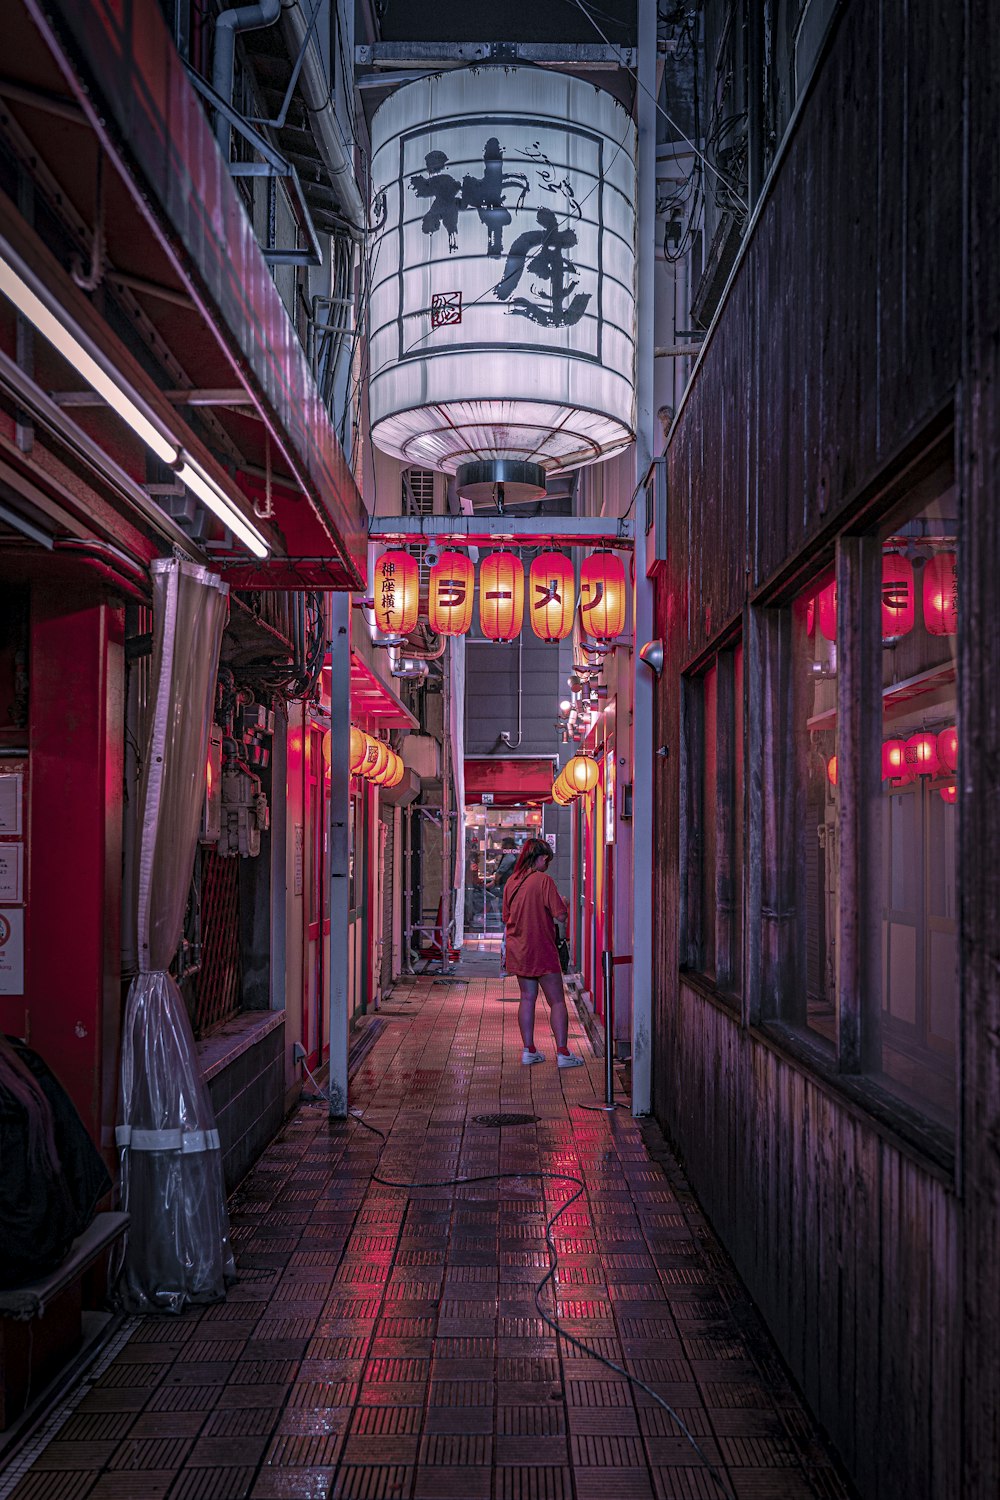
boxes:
[0,1035,111,1290]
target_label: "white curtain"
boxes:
[117,559,236,1313]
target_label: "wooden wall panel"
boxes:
[672,986,960,1500]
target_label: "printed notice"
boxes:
[0,844,23,902]
[0,772,22,835]
[0,908,24,994]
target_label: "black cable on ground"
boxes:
[343,1103,739,1500]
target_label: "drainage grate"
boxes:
[472,1113,538,1127]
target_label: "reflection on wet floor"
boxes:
[1,976,854,1500]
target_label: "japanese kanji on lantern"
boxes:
[428,551,475,636]
[529,552,575,641]
[372,550,419,639]
[368,67,636,506]
[881,553,915,638]
[479,551,524,642]
[923,551,957,635]
[580,551,627,642]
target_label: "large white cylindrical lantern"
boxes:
[369,67,636,504]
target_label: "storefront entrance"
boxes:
[463,805,546,939]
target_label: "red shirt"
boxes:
[502,869,568,977]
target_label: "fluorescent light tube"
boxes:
[0,253,177,466]
[177,460,269,559]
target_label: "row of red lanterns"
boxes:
[812,551,957,641]
[372,549,628,644]
[826,726,958,801]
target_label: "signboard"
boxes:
[0,844,23,903]
[481,792,494,805]
[0,908,24,994]
[0,770,23,835]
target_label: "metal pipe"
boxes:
[212,0,282,157]
[601,950,616,1111]
[279,0,366,235]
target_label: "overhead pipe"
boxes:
[213,0,282,157]
[279,0,366,236]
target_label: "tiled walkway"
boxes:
[1,976,854,1500]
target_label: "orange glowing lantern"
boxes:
[373,550,419,637]
[565,754,599,795]
[361,736,390,781]
[937,725,958,773]
[529,551,575,641]
[826,755,838,787]
[882,740,907,779]
[923,552,957,635]
[904,731,939,774]
[383,750,406,788]
[479,551,524,642]
[428,551,475,636]
[579,551,627,642]
[881,552,915,638]
[818,580,837,641]
[552,779,573,805]
[322,730,331,765]
[940,784,957,804]
[350,726,367,775]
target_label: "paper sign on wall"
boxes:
[0,772,23,835]
[0,908,25,995]
[0,844,23,902]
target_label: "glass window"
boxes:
[876,483,958,1125]
[794,572,839,1043]
[686,643,742,994]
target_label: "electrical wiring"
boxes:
[295,1046,735,1500]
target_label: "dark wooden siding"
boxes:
[651,0,995,1496]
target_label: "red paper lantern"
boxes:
[923,551,958,635]
[372,550,419,637]
[817,580,837,642]
[940,784,957,804]
[881,552,915,638]
[882,739,908,779]
[579,551,627,642]
[479,551,524,642]
[529,551,575,641]
[826,755,838,787]
[904,731,939,774]
[428,551,475,636]
[937,725,958,773]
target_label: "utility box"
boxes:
[400,733,441,779]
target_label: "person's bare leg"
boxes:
[518,978,540,1048]
[538,971,569,1049]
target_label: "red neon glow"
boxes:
[818,580,837,641]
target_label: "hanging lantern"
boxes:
[428,551,475,636]
[554,768,575,801]
[529,551,575,642]
[882,740,908,779]
[817,580,837,642]
[580,551,627,642]
[552,779,573,805]
[940,784,958,804]
[937,725,958,773]
[565,754,599,795]
[383,750,406,789]
[361,736,390,781]
[322,730,331,766]
[904,731,939,774]
[479,551,524,642]
[826,755,838,787]
[372,550,419,638]
[350,725,367,775]
[881,552,915,638]
[923,552,958,635]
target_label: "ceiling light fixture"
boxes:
[0,248,269,559]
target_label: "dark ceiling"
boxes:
[376,0,637,47]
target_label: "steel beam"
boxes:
[356,42,637,71]
[367,516,634,550]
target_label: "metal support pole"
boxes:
[599,950,616,1112]
[402,801,414,974]
[629,0,657,1117]
[327,594,350,1117]
[439,642,452,971]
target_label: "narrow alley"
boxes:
[1,973,851,1500]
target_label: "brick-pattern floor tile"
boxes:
[8,976,854,1500]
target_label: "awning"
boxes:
[464,757,558,807]
[348,654,418,730]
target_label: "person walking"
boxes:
[501,838,584,1068]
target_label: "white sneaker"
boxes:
[557,1051,585,1069]
[521,1048,545,1065]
